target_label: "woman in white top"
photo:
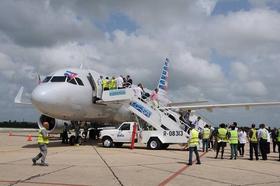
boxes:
[238,127,247,156]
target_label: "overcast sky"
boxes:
[1,0,280,127]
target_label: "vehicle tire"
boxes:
[147,138,162,150]
[102,137,113,148]
[69,135,75,146]
[114,142,123,148]
[161,143,169,149]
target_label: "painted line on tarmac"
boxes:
[0,180,90,186]
[158,151,208,186]
[92,145,124,186]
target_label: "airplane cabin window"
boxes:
[42,76,52,83]
[51,76,67,82]
[76,77,84,86]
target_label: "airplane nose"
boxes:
[31,85,55,108]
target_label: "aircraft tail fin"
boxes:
[157,58,170,105]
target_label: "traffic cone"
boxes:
[8,131,13,136]
[27,134,32,141]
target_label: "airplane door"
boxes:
[87,73,98,101]
[117,123,132,142]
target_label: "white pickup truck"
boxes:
[99,122,188,149]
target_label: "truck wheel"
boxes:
[114,142,123,148]
[147,138,162,150]
[102,137,113,147]
[161,143,169,149]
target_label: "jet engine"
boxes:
[38,114,71,133]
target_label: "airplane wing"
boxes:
[166,100,208,107]
[14,86,32,105]
[160,102,280,112]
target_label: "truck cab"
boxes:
[99,122,138,148]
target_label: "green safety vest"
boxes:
[250,128,258,143]
[277,129,280,142]
[102,79,108,89]
[218,128,227,141]
[37,129,49,144]
[189,129,199,147]
[261,129,267,140]
[203,128,210,139]
[229,130,238,144]
[109,79,116,89]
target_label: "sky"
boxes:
[1,0,280,127]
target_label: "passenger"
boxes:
[32,122,49,166]
[202,124,211,152]
[126,75,133,87]
[116,75,124,89]
[150,88,159,108]
[133,83,143,99]
[271,128,277,153]
[228,125,238,160]
[215,123,228,159]
[102,77,109,91]
[248,124,259,160]
[276,128,280,161]
[185,125,201,165]
[181,110,192,132]
[238,127,247,157]
[109,77,117,90]
[266,125,271,154]
[258,124,269,160]
[192,116,202,131]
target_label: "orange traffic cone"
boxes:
[27,134,32,141]
[9,131,13,136]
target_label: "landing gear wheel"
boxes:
[114,142,123,148]
[69,135,75,146]
[147,138,162,150]
[102,137,113,148]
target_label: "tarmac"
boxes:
[0,130,280,186]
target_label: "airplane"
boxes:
[15,58,280,145]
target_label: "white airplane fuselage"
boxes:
[31,68,133,124]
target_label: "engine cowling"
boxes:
[38,114,71,134]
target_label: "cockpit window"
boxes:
[67,77,77,85]
[76,77,84,86]
[51,76,67,82]
[42,76,52,83]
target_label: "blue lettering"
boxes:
[131,102,152,118]
[109,89,126,96]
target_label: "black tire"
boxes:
[102,137,113,148]
[161,143,169,149]
[114,142,123,148]
[69,135,75,146]
[147,138,162,150]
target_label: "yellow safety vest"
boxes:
[277,129,280,142]
[37,129,49,144]
[229,130,238,144]
[218,128,227,141]
[102,79,108,89]
[250,129,258,143]
[109,79,116,89]
[261,129,267,140]
[203,128,210,139]
[189,129,199,147]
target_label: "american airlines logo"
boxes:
[109,89,126,96]
[131,101,152,118]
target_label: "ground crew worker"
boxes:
[102,77,109,91]
[258,123,268,160]
[215,123,228,159]
[228,125,238,159]
[276,128,280,161]
[202,124,211,152]
[109,77,117,90]
[32,122,49,166]
[185,125,201,165]
[248,124,259,160]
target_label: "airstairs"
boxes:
[101,88,212,147]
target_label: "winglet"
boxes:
[14,86,32,105]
